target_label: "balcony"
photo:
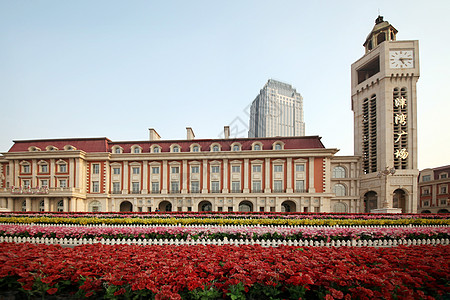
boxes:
[231,189,242,193]
[131,190,141,194]
[151,190,161,194]
[211,190,221,194]
[170,190,180,194]
[295,189,307,193]
[251,189,262,193]
[273,189,285,193]
[112,190,122,194]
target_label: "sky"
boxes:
[0,0,449,170]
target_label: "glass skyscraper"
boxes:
[249,79,305,137]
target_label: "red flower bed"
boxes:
[0,242,448,299]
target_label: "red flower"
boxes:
[47,287,58,295]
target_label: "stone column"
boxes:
[243,159,249,193]
[32,159,37,187]
[50,159,55,188]
[64,198,69,212]
[7,197,14,211]
[26,197,31,212]
[123,161,129,194]
[202,160,208,193]
[222,159,228,193]
[264,158,271,193]
[44,197,50,212]
[162,160,168,194]
[308,157,315,193]
[182,160,188,193]
[286,158,293,193]
[142,161,148,194]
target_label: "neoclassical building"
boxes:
[0,16,420,213]
[0,128,360,213]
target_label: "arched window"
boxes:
[151,145,161,153]
[112,146,123,154]
[57,200,64,212]
[89,201,101,212]
[131,145,142,154]
[171,145,181,153]
[21,200,26,212]
[39,200,45,212]
[213,145,220,151]
[273,142,284,150]
[333,184,346,196]
[191,144,201,152]
[231,143,241,151]
[252,142,263,151]
[333,202,347,213]
[332,166,346,178]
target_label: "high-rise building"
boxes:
[248,79,305,138]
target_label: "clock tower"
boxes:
[351,16,419,213]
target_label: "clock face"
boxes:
[389,50,414,68]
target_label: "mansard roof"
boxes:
[7,135,325,153]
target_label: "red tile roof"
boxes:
[7,136,325,153]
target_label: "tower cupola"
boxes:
[363,16,398,53]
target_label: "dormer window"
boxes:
[211,144,221,152]
[112,146,123,154]
[171,145,181,153]
[231,143,241,151]
[252,142,263,151]
[273,142,284,150]
[151,145,161,153]
[64,145,76,151]
[28,146,41,152]
[192,146,200,152]
[131,145,142,154]
[46,145,58,151]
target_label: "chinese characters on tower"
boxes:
[393,95,409,162]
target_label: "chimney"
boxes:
[186,127,195,140]
[224,126,230,139]
[149,128,161,141]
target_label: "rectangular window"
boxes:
[252,180,261,192]
[440,199,447,206]
[59,164,67,173]
[440,186,448,194]
[231,166,240,173]
[23,165,30,173]
[422,188,430,195]
[191,166,200,173]
[41,164,48,173]
[422,175,431,182]
[92,181,99,192]
[6,166,9,176]
[211,181,220,193]
[151,182,160,194]
[274,165,283,172]
[191,181,200,193]
[152,167,160,174]
[132,182,140,194]
[40,179,48,187]
[274,180,283,192]
[231,181,241,193]
[171,181,179,193]
[295,180,305,192]
[132,167,140,175]
[252,165,261,173]
[211,166,220,173]
[113,168,121,175]
[423,201,429,206]
[171,167,179,174]
[59,179,67,188]
[93,164,100,174]
[295,164,305,172]
[112,182,121,193]
[23,179,30,188]
[440,173,448,179]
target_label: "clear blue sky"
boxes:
[1,0,449,170]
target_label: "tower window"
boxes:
[357,57,380,84]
